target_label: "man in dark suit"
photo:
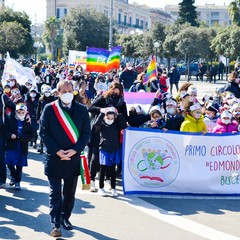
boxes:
[40,80,90,237]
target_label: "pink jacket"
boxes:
[212,118,238,133]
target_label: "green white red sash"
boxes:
[51,101,79,144]
[51,100,90,189]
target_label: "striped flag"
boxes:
[144,54,158,84]
[86,46,122,73]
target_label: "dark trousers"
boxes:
[0,135,6,184]
[7,165,23,183]
[99,165,116,189]
[90,145,100,181]
[89,126,100,181]
[170,83,179,94]
[48,176,78,228]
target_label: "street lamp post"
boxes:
[33,42,39,63]
[154,41,160,63]
[109,0,113,49]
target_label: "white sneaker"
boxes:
[99,188,108,197]
[90,180,96,192]
[111,189,118,197]
[105,179,111,190]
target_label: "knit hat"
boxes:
[149,105,162,115]
[205,101,219,113]
[221,110,232,119]
[16,103,27,111]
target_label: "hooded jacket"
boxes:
[212,118,238,133]
[180,114,207,133]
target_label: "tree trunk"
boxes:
[187,56,191,82]
[167,58,171,70]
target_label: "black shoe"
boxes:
[9,178,15,186]
[50,227,61,237]
[60,218,73,230]
[37,148,43,154]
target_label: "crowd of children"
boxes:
[1,60,240,197]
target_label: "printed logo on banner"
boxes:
[128,137,180,188]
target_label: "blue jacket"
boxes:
[40,99,91,179]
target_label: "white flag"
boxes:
[1,52,36,85]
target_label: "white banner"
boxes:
[123,127,240,196]
[1,52,35,85]
[68,50,87,69]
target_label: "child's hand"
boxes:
[11,134,17,139]
[232,131,237,134]
[151,121,158,128]
[100,108,106,113]
[162,128,168,132]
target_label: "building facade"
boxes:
[150,8,175,26]
[46,0,151,34]
[165,3,231,27]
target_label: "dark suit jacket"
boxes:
[40,99,91,179]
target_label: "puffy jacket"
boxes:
[180,114,207,133]
[212,118,238,133]
[223,81,240,98]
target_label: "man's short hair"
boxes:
[57,80,73,92]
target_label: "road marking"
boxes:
[9,183,240,239]
[122,195,240,240]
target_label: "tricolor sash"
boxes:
[51,101,91,190]
[51,101,79,144]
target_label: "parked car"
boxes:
[176,63,199,76]
[135,61,149,74]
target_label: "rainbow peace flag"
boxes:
[86,46,122,73]
[144,55,158,84]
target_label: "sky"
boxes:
[4,0,233,23]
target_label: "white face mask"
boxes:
[189,96,196,102]
[222,119,231,125]
[26,85,32,89]
[44,92,51,97]
[60,92,74,104]
[166,107,176,115]
[205,113,213,119]
[105,119,114,125]
[127,67,132,71]
[30,93,36,98]
[194,113,202,119]
[16,113,25,121]
[9,81,15,87]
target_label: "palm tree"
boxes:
[228,0,240,26]
[43,17,61,61]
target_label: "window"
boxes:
[118,13,121,24]
[136,18,139,26]
[104,9,108,17]
[56,7,67,19]
[211,12,219,19]
[129,16,132,26]
[211,20,219,26]
[141,20,144,28]
[124,15,127,25]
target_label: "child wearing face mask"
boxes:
[94,107,127,197]
[203,101,219,132]
[5,103,34,190]
[187,86,198,103]
[36,85,55,153]
[212,110,238,134]
[25,87,40,148]
[180,103,207,133]
[164,98,184,131]
[147,106,166,130]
